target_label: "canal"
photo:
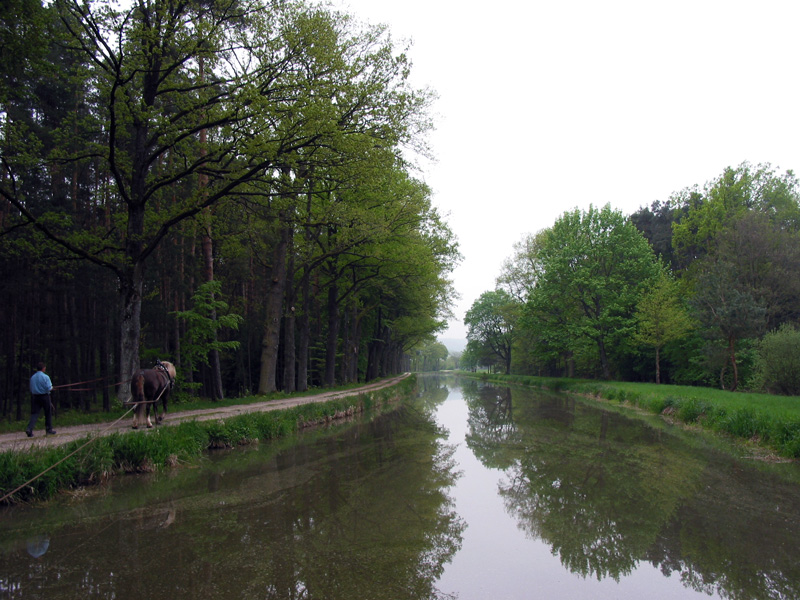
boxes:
[2,375,799,599]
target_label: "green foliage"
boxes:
[525,204,661,379]
[1,0,450,408]
[173,281,243,368]
[672,162,800,261]
[633,271,692,350]
[464,289,519,374]
[751,324,800,395]
[410,340,448,372]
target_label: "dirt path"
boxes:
[0,374,411,453]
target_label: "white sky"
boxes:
[334,0,800,343]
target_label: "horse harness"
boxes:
[154,359,175,391]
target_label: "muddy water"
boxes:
[2,376,800,599]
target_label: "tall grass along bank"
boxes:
[461,372,800,459]
[0,377,415,505]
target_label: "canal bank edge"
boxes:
[456,371,800,462]
[0,375,416,506]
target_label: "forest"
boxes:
[0,0,460,420]
[464,162,800,394]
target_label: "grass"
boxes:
[0,376,415,505]
[459,372,800,459]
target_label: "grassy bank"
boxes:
[460,372,800,459]
[0,377,415,505]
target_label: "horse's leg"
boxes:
[146,405,153,428]
[160,393,168,423]
[131,374,145,429]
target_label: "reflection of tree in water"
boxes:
[417,374,452,410]
[462,382,518,470]
[0,405,465,600]
[254,409,465,600]
[496,405,693,582]
[464,384,800,599]
[643,460,800,600]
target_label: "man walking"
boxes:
[26,362,56,437]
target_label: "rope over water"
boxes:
[0,406,137,505]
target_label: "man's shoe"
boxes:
[46,429,56,435]
[25,430,33,438]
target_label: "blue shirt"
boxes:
[30,371,52,395]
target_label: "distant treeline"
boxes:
[463,162,800,393]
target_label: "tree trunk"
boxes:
[202,214,224,400]
[597,338,611,380]
[283,236,296,393]
[102,303,111,412]
[655,346,661,384]
[339,303,350,384]
[118,263,144,404]
[729,336,739,392]
[296,267,311,392]
[351,305,362,382]
[258,215,289,394]
[324,280,340,386]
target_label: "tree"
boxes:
[630,198,689,270]
[464,290,518,374]
[526,204,661,379]
[688,210,797,391]
[672,162,800,267]
[711,211,800,330]
[1,0,437,401]
[496,230,549,302]
[411,341,448,372]
[0,0,457,411]
[690,261,766,391]
[174,281,243,384]
[632,271,692,383]
[3,0,303,399]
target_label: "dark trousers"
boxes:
[27,394,53,432]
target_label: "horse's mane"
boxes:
[159,361,176,380]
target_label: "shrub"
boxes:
[752,324,800,395]
[770,420,800,457]
[677,398,709,423]
[720,407,765,439]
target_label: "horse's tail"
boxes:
[132,372,146,404]
[131,372,146,428]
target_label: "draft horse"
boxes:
[131,360,176,429]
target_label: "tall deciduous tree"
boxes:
[464,290,518,375]
[496,230,549,302]
[527,204,660,379]
[690,261,766,391]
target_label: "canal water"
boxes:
[2,375,799,599]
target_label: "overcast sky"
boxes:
[334,0,800,344]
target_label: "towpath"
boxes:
[0,374,410,453]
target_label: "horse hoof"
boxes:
[132,425,138,430]
[146,424,153,429]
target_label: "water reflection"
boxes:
[0,398,464,600]
[4,377,800,600]
[459,378,800,599]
